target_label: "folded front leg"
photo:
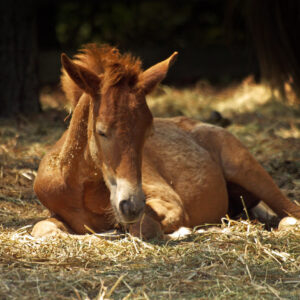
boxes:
[129,213,164,239]
[129,197,188,239]
[31,216,72,237]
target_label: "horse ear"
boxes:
[139,52,178,94]
[61,53,101,95]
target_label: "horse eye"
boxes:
[97,130,107,138]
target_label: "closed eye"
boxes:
[96,122,108,138]
[97,130,107,138]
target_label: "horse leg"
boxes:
[34,170,107,236]
[31,216,72,237]
[129,213,164,239]
[227,181,281,228]
[226,182,261,217]
[219,131,300,221]
[129,193,188,239]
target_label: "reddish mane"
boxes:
[61,44,142,108]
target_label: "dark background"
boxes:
[1,0,300,116]
[37,0,257,85]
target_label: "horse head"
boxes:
[61,47,177,225]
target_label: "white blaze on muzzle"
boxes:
[106,177,145,223]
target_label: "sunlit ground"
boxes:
[1,78,300,299]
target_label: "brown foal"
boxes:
[32,44,300,239]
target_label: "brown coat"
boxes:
[32,45,300,239]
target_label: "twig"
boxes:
[106,274,127,298]
[240,196,250,221]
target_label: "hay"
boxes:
[1,81,300,299]
[1,221,300,299]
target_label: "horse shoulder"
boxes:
[34,130,80,205]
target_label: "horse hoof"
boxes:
[167,227,192,239]
[278,217,300,231]
[31,220,63,237]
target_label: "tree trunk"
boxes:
[247,0,300,99]
[0,0,40,117]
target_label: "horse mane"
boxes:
[61,44,142,108]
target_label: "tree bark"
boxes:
[0,0,40,117]
[247,0,300,99]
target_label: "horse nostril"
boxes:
[119,199,131,216]
[118,196,145,222]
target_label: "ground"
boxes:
[1,78,300,299]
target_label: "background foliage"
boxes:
[37,0,257,85]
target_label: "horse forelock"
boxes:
[61,44,142,108]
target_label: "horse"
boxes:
[32,44,300,239]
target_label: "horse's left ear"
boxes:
[139,52,178,94]
[61,53,101,95]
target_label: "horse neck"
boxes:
[59,94,91,180]
[86,100,102,171]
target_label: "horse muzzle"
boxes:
[110,178,146,224]
[118,194,145,223]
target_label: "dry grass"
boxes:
[1,78,300,299]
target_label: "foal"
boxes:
[32,44,300,238]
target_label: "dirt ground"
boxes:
[0,78,300,299]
